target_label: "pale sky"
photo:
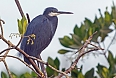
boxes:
[0,0,116,76]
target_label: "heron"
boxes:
[20,7,73,64]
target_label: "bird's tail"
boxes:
[24,57,31,64]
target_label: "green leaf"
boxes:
[1,71,7,78]
[47,57,54,66]
[111,3,116,19]
[107,51,115,66]
[17,16,27,35]
[100,28,113,42]
[58,49,72,54]
[59,36,74,48]
[17,19,23,34]
[69,44,81,49]
[31,71,37,77]
[54,57,60,70]
[85,68,94,78]
[102,67,109,78]
[100,28,113,34]
[71,34,82,46]
[84,18,93,28]
[46,66,54,77]
[104,10,112,27]
[46,57,55,77]
[96,63,109,78]
[71,69,78,77]
[23,72,31,78]
[22,20,27,35]
[77,72,84,78]
[11,72,18,78]
[73,25,80,35]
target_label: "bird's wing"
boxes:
[20,15,52,57]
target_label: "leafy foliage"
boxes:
[71,66,97,78]
[58,3,116,54]
[96,51,116,78]
[1,72,7,78]
[46,57,60,77]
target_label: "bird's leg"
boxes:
[37,55,48,78]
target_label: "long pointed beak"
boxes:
[57,11,73,14]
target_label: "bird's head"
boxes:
[43,7,73,17]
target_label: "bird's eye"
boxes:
[52,10,57,13]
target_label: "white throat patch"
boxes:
[48,12,60,16]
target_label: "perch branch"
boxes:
[29,56,69,78]
[0,35,44,77]
[0,47,13,55]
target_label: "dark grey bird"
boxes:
[20,7,73,64]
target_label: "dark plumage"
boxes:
[20,7,73,64]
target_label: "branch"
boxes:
[3,60,12,78]
[29,56,69,78]
[0,35,44,77]
[0,44,12,78]
[15,0,24,17]
[58,48,100,78]
[0,55,38,75]
[106,29,116,52]
[26,13,30,23]
[0,47,13,55]
[76,31,98,53]
[0,19,5,36]
[15,36,23,47]
[58,31,104,78]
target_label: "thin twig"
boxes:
[0,19,5,36]
[15,0,25,17]
[26,13,30,23]
[97,42,107,59]
[58,31,104,78]
[0,45,12,78]
[0,47,13,55]
[0,47,10,62]
[58,48,102,78]
[89,43,104,50]
[76,31,98,53]
[15,36,23,47]
[106,30,116,52]
[2,60,12,78]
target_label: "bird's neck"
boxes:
[46,15,58,36]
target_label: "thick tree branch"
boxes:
[0,35,44,77]
[29,56,69,78]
